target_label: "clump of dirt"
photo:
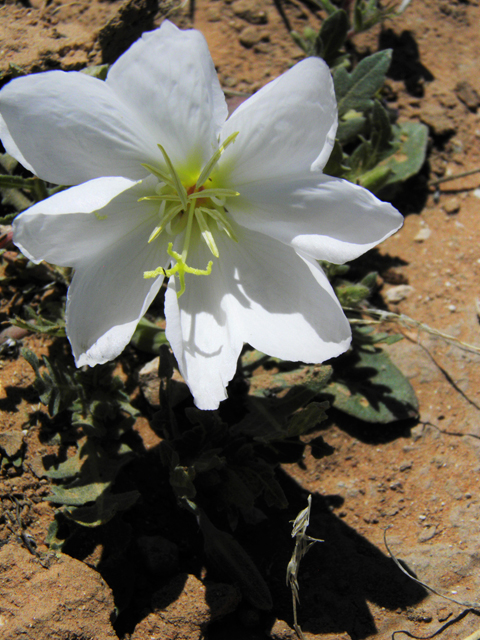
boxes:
[0,542,117,639]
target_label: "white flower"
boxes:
[0,21,403,410]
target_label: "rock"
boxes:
[98,0,165,64]
[137,535,179,576]
[406,607,433,623]
[0,431,23,458]
[0,543,116,640]
[138,356,190,408]
[231,0,268,24]
[420,103,455,136]
[238,26,269,48]
[383,266,409,285]
[443,197,461,214]
[385,284,414,303]
[455,80,480,111]
[386,341,442,384]
[0,325,29,344]
[418,524,438,542]
[131,573,241,640]
[399,541,480,597]
[413,226,431,242]
[436,606,452,622]
[206,7,222,21]
[270,619,297,639]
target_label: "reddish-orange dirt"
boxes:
[1,1,480,639]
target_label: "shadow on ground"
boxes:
[208,469,426,639]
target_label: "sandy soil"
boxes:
[1,0,480,638]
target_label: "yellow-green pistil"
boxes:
[140,132,239,297]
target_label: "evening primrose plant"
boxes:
[0,20,403,410]
[0,17,426,622]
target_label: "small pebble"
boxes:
[385,284,414,303]
[414,227,431,242]
[455,80,480,111]
[443,197,460,214]
[238,26,268,47]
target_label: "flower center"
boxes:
[140,132,239,297]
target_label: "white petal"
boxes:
[13,175,167,365]
[217,57,337,186]
[165,226,350,410]
[107,20,228,178]
[228,174,403,264]
[0,114,35,174]
[66,211,168,367]
[0,71,160,185]
[13,176,158,266]
[164,224,243,410]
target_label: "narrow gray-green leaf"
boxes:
[327,348,419,423]
[334,50,392,117]
[200,511,273,611]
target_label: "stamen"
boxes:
[141,135,240,297]
[198,206,238,242]
[210,194,226,207]
[138,194,182,203]
[157,144,188,210]
[141,163,174,187]
[148,203,183,243]
[195,208,219,258]
[195,131,239,189]
[187,188,239,200]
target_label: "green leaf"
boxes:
[323,139,348,176]
[220,467,258,513]
[235,351,332,441]
[287,402,329,437]
[312,0,338,14]
[130,317,169,354]
[379,121,429,187]
[353,0,363,32]
[45,513,67,551]
[316,10,349,67]
[335,282,371,307]
[170,465,197,501]
[46,440,135,505]
[199,511,273,611]
[80,64,109,80]
[48,479,111,506]
[337,114,367,144]
[65,490,140,527]
[290,30,311,55]
[0,153,18,174]
[44,448,83,480]
[0,174,37,190]
[326,348,419,423]
[22,348,76,416]
[12,315,66,337]
[358,164,393,192]
[352,0,398,34]
[333,50,392,117]
[370,100,393,156]
[343,102,396,191]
